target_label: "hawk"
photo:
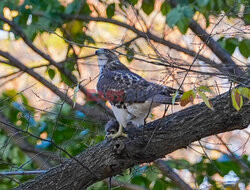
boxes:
[96,48,181,138]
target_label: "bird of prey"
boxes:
[96,48,180,138]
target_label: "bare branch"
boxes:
[216,135,250,173]
[168,0,244,76]
[0,50,109,121]
[188,19,244,76]
[0,112,52,169]
[154,159,193,190]
[0,170,46,176]
[60,14,239,77]
[0,15,113,118]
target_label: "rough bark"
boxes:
[16,89,250,190]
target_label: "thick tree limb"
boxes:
[16,87,250,189]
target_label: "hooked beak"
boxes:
[95,50,100,55]
[95,49,105,56]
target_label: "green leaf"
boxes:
[217,37,226,47]
[204,13,210,28]
[197,0,210,7]
[231,88,243,111]
[243,6,250,25]
[60,73,74,86]
[166,5,193,29]
[47,68,55,80]
[218,37,239,55]
[126,0,138,6]
[72,83,80,108]
[225,38,239,55]
[183,5,194,18]
[141,0,155,15]
[66,21,83,36]
[180,90,196,106]
[153,179,166,190]
[21,94,28,105]
[238,87,250,100]
[80,3,91,15]
[106,3,115,18]
[65,1,78,14]
[239,39,250,58]
[131,175,150,187]
[25,25,38,41]
[166,6,182,27]
[225,0,235,6]
[197,90,213,110]
[172,91,179,105]
[197,86,211,93]
[160,1,170,15]
[176,18,189,34]
[126,47,134,62]
[64,61,75,72]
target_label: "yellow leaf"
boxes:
[180,90,196,106]
[197,90,214,110]
[238,87,250,100]
[231,88,243,111]
[3,23,10,31]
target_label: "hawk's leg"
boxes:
[107,124,127,138]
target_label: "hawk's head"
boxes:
[95,48,118,60]
[96,48,123,71]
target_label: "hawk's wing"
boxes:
[97,69,179,104]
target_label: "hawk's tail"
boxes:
[162,86,183,103]
[151,94,180,105]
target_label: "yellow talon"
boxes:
[107,124,127,138]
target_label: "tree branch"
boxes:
[0,170,46,176]
[0,15,113,118]
[16,87,250,189]
[0,169,146,190]
[215,135,250,173]
[154,160,193,190]
[168,0,244,76]
[188,19,244,76]
[0,50,109,121]
[0,113,52,169]
[60,14,238,77]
